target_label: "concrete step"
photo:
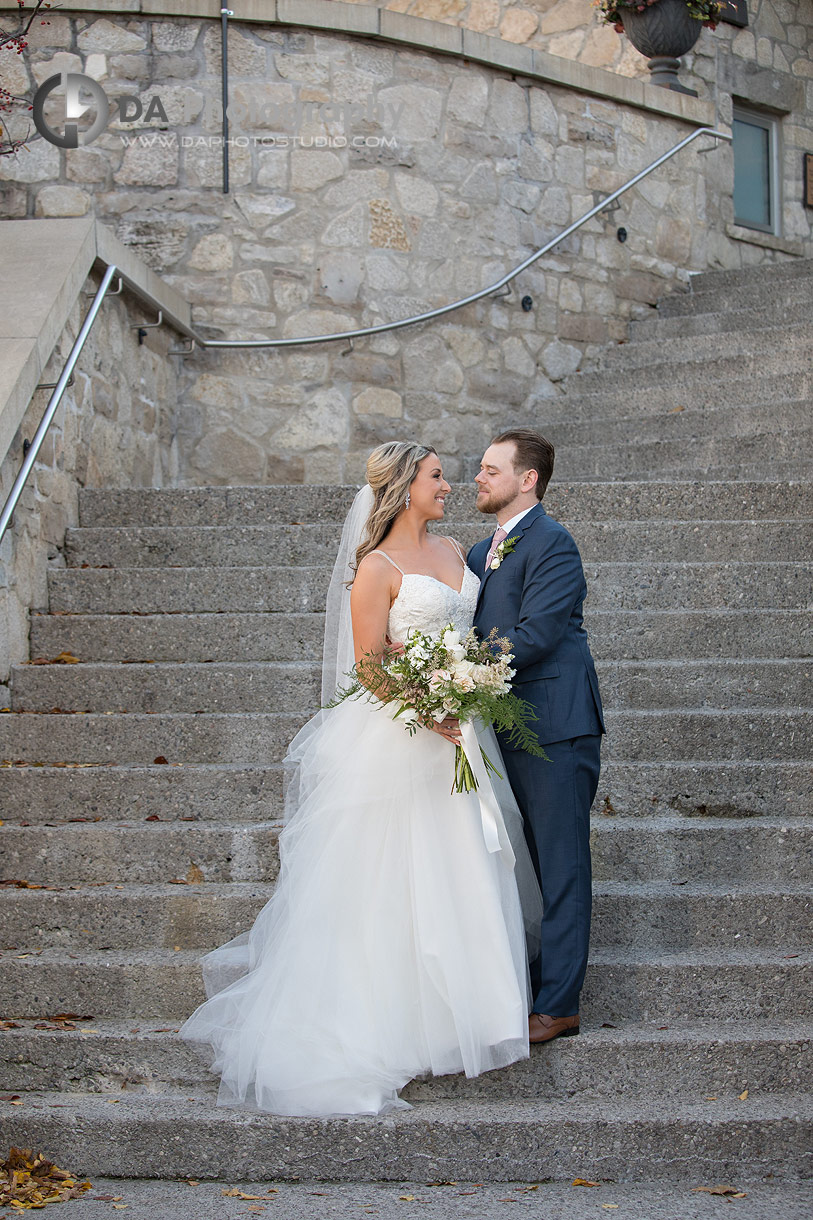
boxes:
[2,709,810,765]
[3,815,811,885]
[547,399,811,451]
[25,609,813,663]
[63,521,813,568]
[0,880,808,952]
[689,258,813,291]
[0,1017,808,1102]
[566,349,811,398]
[657,261,813,317]
[1,1090,810,1182]
[552,432,813,483]
[10,661,323,714]
[547,370,811,421]
[78,481,813,528]
[0,763,286,823]
[10,659,809,715]
[595,322,813,374]
[1,947,810,1021]
[631,293,813,339]
[43,561,813,617]
[2,760,810,825]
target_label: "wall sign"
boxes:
[719,0,748,26]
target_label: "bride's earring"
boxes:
[405,492,411,510]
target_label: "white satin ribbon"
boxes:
[459,721,516,866]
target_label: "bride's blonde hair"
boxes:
[352,440,436,578]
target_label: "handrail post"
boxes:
[0,263,118,546]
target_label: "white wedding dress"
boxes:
[179,554,538,1117]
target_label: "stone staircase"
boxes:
[0,261,811,1183]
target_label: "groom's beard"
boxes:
[476,487,517,516]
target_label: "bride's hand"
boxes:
[384,635,405,656]
[429,716,462,746]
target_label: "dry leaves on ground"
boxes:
[221,1189,278,1199]
[28,653,81,666]
[572,1179,601,1187]
[0,1146,92,1209]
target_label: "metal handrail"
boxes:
[0,265,118,544]
[0,124,731,543]
[163,125,730,351]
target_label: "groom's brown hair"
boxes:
[491,428,554,500]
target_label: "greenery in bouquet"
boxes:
[594,0,723,33]
[327,624,548,794]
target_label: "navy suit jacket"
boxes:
[469,502,605,748]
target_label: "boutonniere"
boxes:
[490,535,520,570]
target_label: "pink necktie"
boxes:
[485,526,507,571]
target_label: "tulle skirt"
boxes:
[179,696,539,1117]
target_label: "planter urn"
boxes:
[620,0,703,94]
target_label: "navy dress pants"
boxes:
[500,733,602,1018]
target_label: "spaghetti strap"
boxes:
[441,537,466,566]
[370,549,405,575]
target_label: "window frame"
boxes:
[732,104,781,236]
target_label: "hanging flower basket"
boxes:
[595,0,722,93]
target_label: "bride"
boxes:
[179,441,542,1116]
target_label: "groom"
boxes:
[469,428,605,1044]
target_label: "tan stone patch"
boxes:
[500,9,540,44]
[369,199,411,251]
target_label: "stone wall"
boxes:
[0,5,810,488]
[0,278,178,688]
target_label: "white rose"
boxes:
[449,644,466,662]
[490,556,501,570]
[397,706,419,725]
[455,673,476,693]
[452,659,475,678]
[442,629,461,649]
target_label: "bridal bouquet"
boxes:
[327,624,548,794]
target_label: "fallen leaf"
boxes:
[739,1089,749,1100]
[399,1195,416,1201]
[603,1207,620,1211]
[221,1189,267,1199]
[0,1147,93,1208]
[572,1179,600,1187]
[693,1186,747,1197]
[153,755,169,765]
[186,863,204,884]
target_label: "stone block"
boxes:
[468,1,501,34]
[33,185,91,217]
[274,387,349,451]
[232,270,271,307]
[368,198,410,251]
[114,140,179,187]
[191,428,265,484]
[0,138,60,184]
[184,140,251,189]
[488,78,529,134]
[377,84,443,141]
[188,233,234,272]
[78,19,147,55]
[290,150,344,191]
[353,387,403,418]
[257,150,289,190]
[24,13,72,49]
[203,25,267,77]
[282,309,355,340]
[446,73,490,128]
[394,172,439,217]
[317,252,363,305]
[152,23,201,53]
[541,337,582,380]
[322,200,366,247]
[233,194,296,227]
[500,9,540,43]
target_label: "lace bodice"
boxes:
[386,565,481,643]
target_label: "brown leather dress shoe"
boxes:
[529,1012,580,1043]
